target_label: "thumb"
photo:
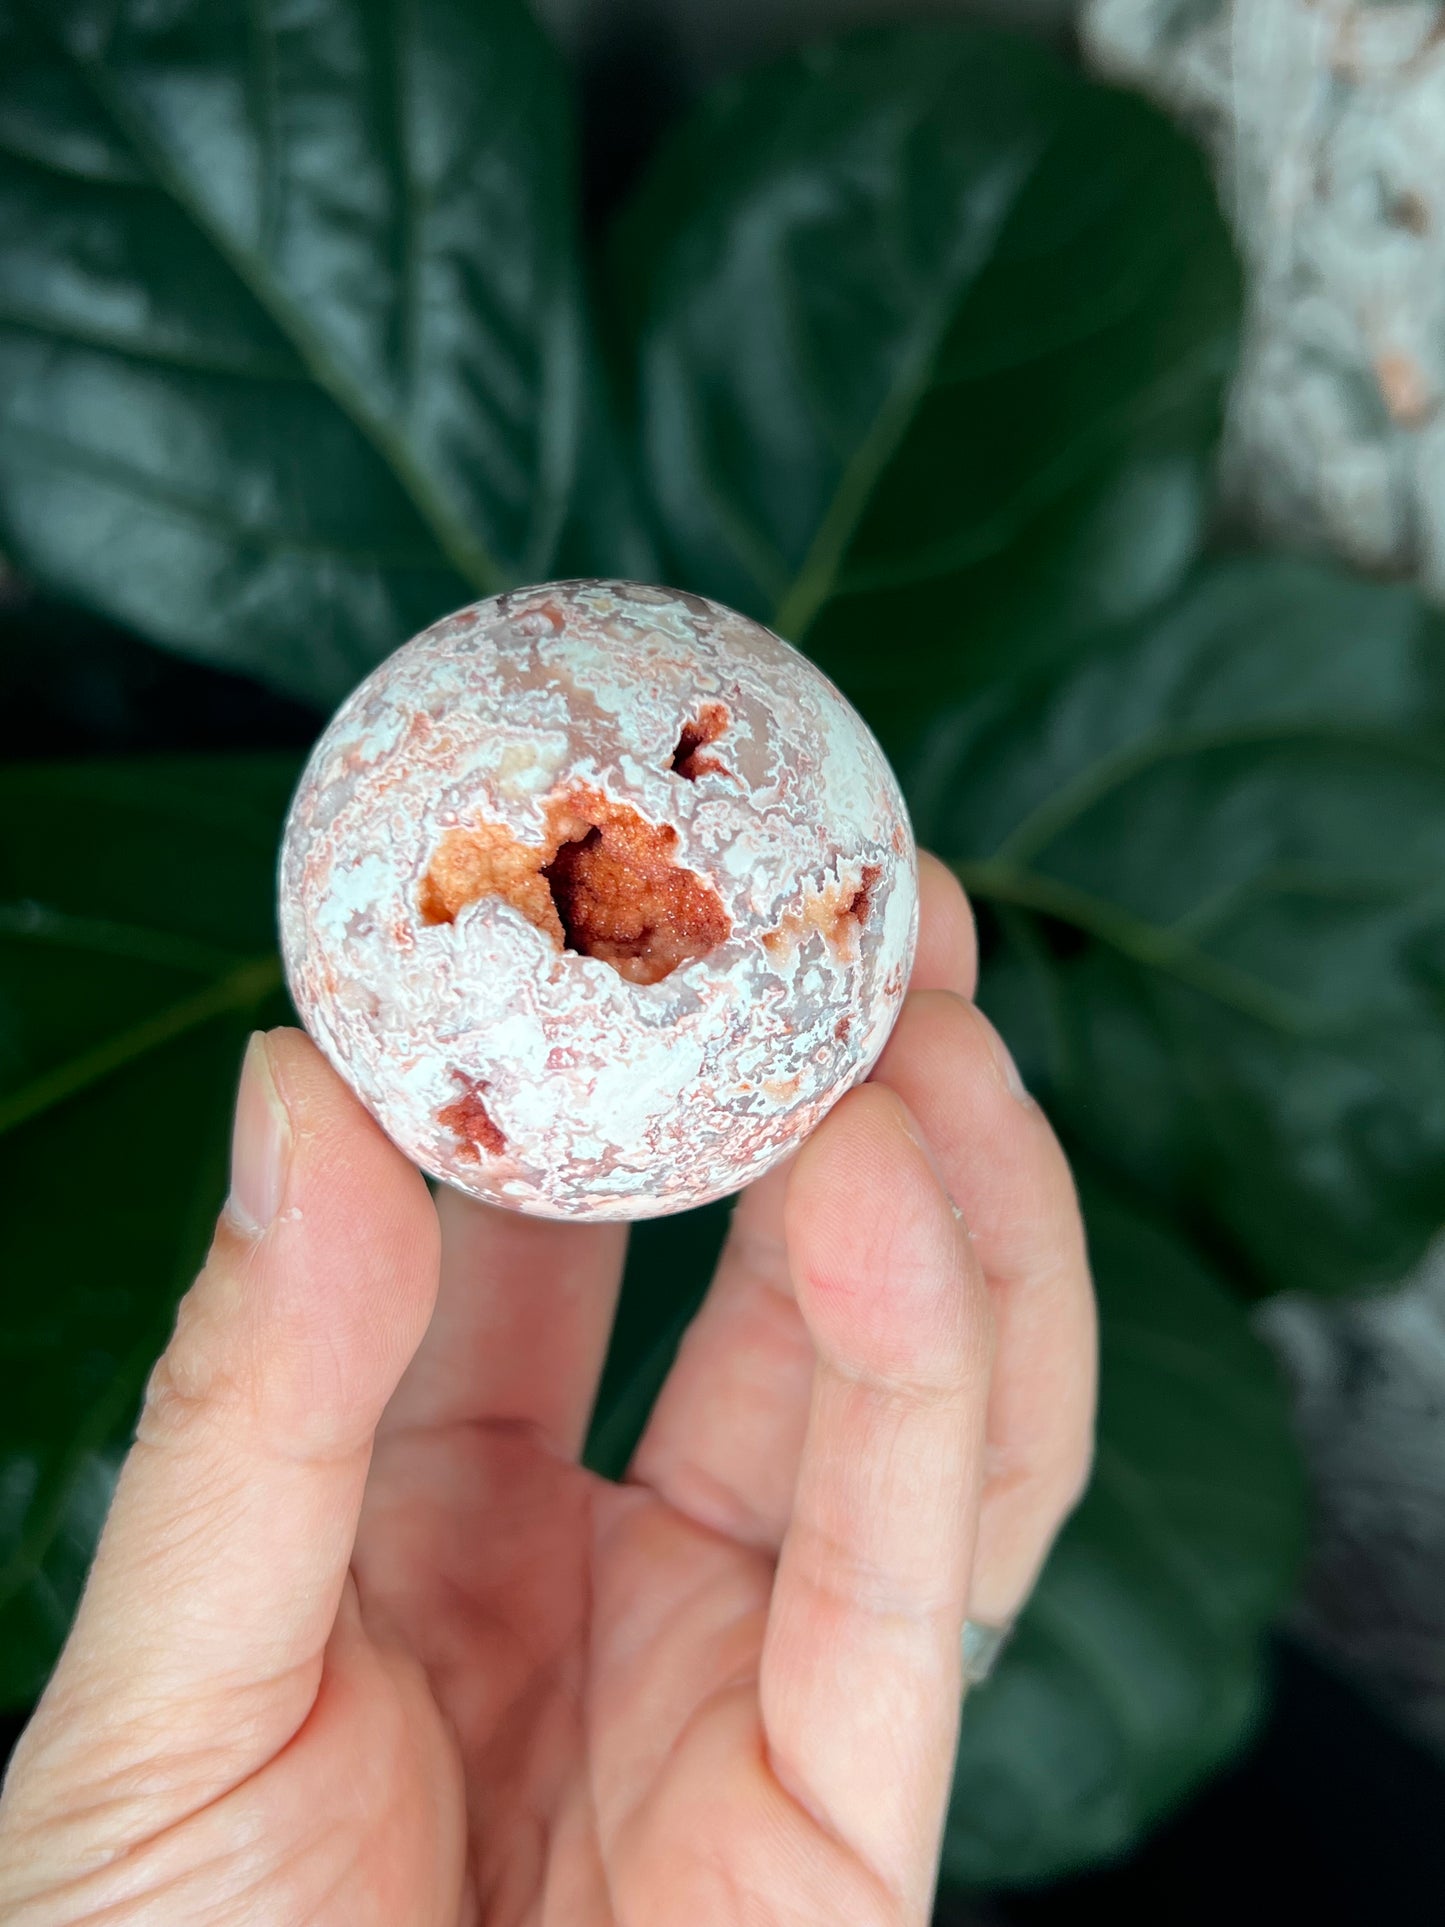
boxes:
[18,1028,439,1805]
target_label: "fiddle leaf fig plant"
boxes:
[914,559,1445,1299]
[609,27,1238,719]
[0,0,620,706]
[0,6,1437,1893]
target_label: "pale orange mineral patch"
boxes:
[763,863,883,963]
[419,818,562,942]
[437,1075,507,1159]
[419,788,731,986]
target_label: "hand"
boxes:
[0,858,1095,1926]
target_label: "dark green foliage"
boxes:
[943,1176,1307,1884]
[0,0,621,704]
[918,561,1445,1298]
[610,28,1238,719]
[0,757,296,1702]
[1,7,1433,1887]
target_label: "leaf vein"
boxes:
[0,305,307,382]
[2,414,453,568]
[21,0,503,595]
[0,952,283,1135]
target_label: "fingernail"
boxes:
[892,1103,931,1156]
[981,1016,1030,1101]
[227,1032,291,1235]
[889,1096,964,1211]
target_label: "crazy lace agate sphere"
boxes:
[279,581,918,1220]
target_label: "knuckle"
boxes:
[790,1511,956,1626]
[838,1358,971,1422]
[726,1221,795,1304]
[984,1432,1096,1534]
[136,1285,251,1451]
[137,1349,218,1448]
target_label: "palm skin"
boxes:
[352,1423,881,1925]
[0,862,1094,1926]
[98,1314,909,1927]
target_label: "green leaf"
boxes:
[611,25,1238,716]
[944,1177,1307,1889]
[0,0,592,708]
[915,557,1445,1297]
[552,339,664,586]
[0,754,295,1704]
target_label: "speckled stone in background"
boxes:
[280,581,917,1220]
[1260,1241,1445,1760]
[1085,0,1445,596]
[1086,0,1445,1767]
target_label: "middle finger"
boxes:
[628,853,977,1542]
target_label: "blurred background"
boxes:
[2,0,1444,1918]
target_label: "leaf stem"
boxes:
[0,901,240,974]
[0,953,283,1136]
[773,139,1042,642]
[954,859,1320,1034]
[991,719,1445,872]
[31,4,503,597]
[585,1299,695,1480]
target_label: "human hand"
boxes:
[0,857,1095,1926]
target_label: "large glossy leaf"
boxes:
[0,755,295,1703]
[611,25,1238,717]
[0,0,591,708]
[944,1179,1307,1887]
[914,558,1445,1298]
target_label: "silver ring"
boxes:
[961,1618,1011,1687]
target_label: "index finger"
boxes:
[870,990,1096,1623]
[627,854,977,1542]
[910,850,979,996]
[762,1085,992,1912]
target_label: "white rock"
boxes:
[280,581,917,1220]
